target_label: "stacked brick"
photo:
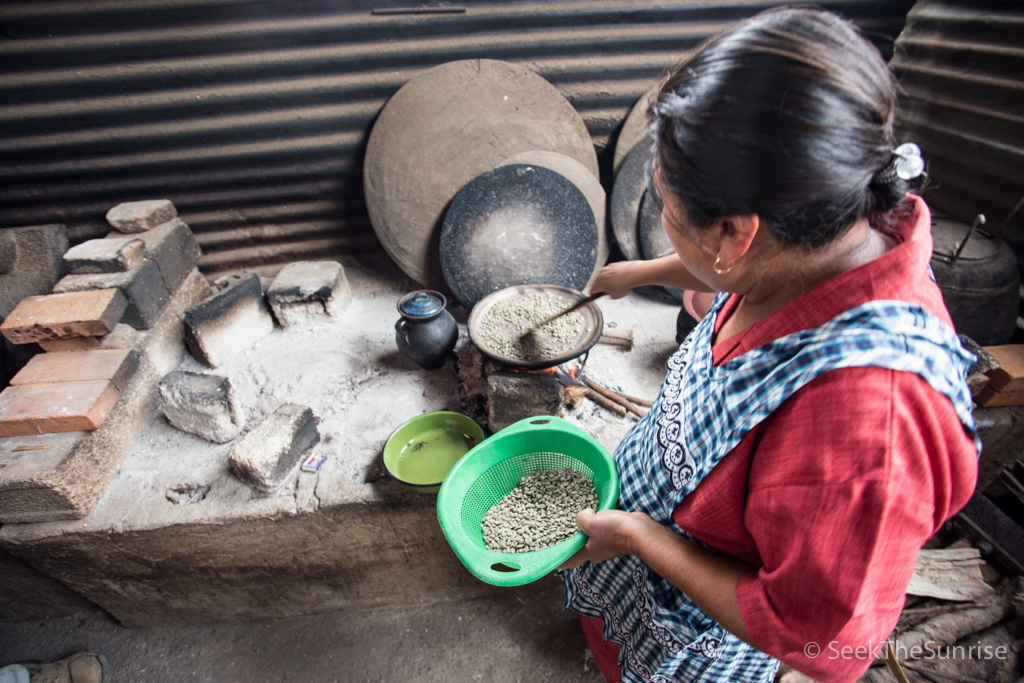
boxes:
[975,345,1024,407]
[0,199,200,437]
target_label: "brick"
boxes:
[975,385,1024,408]
[11,349,139,391]
[38,336,108,352]
[105,199,177,234]
[0,289,127,345]
[63,236,147,274]
[158,370,244,444]
[0,269,211,524]
[0,380,120,436]
[983,345,1024,393]
[184,272,273,368]
[228,403,320,492]
[267,260,351,328]
[53,258,170,330]
[125,218,201,295]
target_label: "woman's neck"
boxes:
[716,219,893,342]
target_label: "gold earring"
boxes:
[714,253,734,275]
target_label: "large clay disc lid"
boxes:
[439,163,598,309]
[363,59,599,290]
[613,85,658,177]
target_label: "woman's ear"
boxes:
[716,214,760,267]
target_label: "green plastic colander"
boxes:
[436,415,619,586]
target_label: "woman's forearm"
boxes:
[633,521,757,646]
[567,509,758,647]
[593,256,714,298]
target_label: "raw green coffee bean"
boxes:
[481,468,598,554]
[477,293,584,360]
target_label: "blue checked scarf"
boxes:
[561,293,979,682]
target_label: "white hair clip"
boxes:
[893,142,925,181]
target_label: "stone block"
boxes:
[124,218,201,295]
[228,403,319,492]
[158,370,244,444]
[0,380,120,437]
[486,371,565,433]
[105,199,176,234]
[54,258,170,330]
[63,236,147,274]
[0,224,68,319]
[266,261,351,327]
[0,269,211,523]
[0,289,127,345]
[11,349,139,391]
[184,272,274,368]
[0,545,104,622]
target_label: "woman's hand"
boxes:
[559,508,656,568]
[559,507,760,647]
[591,262,644,299]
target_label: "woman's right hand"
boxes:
[591,261,644,299]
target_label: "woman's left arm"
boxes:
[560,508,758,645]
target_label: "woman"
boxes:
[559,7,979,683]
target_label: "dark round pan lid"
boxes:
[638,189,684,300]
[467,284,604,370]
[440,164,599,309]
[610,141,649,261]
[496,150,608,291]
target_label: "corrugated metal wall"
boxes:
[891,0,1024,272]
[1,0,914,275]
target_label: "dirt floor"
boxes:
[0,576,605,683]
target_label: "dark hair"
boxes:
[652,7,912,248]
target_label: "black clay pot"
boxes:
[930,216,1020,346]
[395,290,458,370]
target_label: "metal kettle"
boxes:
[930,213,1020,346]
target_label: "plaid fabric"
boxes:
[562,293,978,683]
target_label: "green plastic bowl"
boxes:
[383,411,486,493]
[437,416,619,586]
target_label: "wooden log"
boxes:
[906,548,994,601]
[598,327,633,348]
[890,589,1014,660]
[585,377,645,417]
[586,389,626,416]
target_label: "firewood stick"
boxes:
[585,377,646,417]
[617,391,654,408]
[884,642,912,683]
[586,389,627,416]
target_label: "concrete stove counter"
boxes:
[0,254,681,627]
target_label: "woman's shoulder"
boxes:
[749,365,977,498]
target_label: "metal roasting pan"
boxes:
[467,284,604,370]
